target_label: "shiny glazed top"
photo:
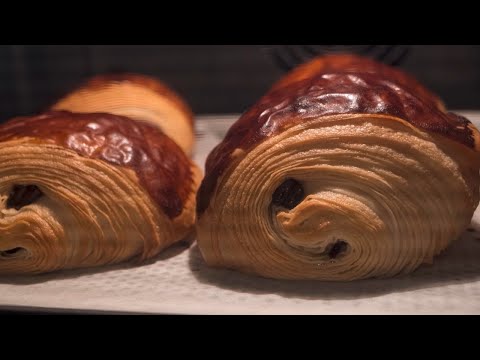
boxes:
[53,73,194,127]
[0,111,193,218]
[270,53,446,111]
[197,54,478,215]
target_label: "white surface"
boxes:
[1,112,480,315]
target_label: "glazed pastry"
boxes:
[51,73,195,155]
[196,54,480,281]
[0,111,201,274]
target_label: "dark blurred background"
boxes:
[1,45,479,122]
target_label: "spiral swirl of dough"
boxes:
[196,114,479,280]
[0,139,199,274]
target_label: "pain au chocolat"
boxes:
[0,111,201,274]
[51,73,195,155]
[196,54,480,281]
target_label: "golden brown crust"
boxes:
[271,53,446,111]
[197,54,479,215]
[50,73,195,156]
[54,73,194,127]
[0,111,194,219]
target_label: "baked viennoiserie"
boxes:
[196,54,480,281]
[51,73,195,155]
[0,111,201,274]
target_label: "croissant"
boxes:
[51,73,195,155]
[0,111,201,274]
[196,54,480,281]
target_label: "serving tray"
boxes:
[1,112,480,315]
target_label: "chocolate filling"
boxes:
[6,185,44,210]
[272,178,304,210]
[0,247,24,257]
[327,240,348,259]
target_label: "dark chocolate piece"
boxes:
[6,185,44,210]
[0,247,23,256]
[272,178,304,209]
[327,240,348,259]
